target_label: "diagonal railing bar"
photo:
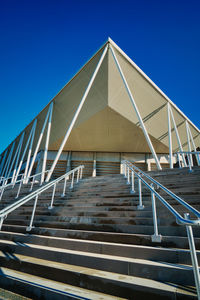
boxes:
[0,169,50,201]
[0,165,84,232]
[122,160,200,299]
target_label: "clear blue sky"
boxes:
[0,0,200,153]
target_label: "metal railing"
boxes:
[176,151,200,171]
[122,160,200,299]
[0,170,50,201]
[0,165,84,232]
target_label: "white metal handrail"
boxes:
[0,165,84,232]
[0,170,50,201]
[122,160,200,299]
[176,151,200,171]
[0,173,24,188]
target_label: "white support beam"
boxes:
[40,102,53,184]
[23,119,37,180]
[169,106,187,167]
[186,121,193,167]
[26,105,52,181]
[4,142,15,178]
[46,45,108,182]
[11,132,25,182]
[66,151,71,173]
[110,45,162,170]
[7,132,25,179]
[187,123,200,166]
[92,152,97,177]
[14,120,37,182]
[167,103,173,169]
[0,149,8,175]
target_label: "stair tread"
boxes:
[0,238,195,271]
[0,253,196,297]
[0,267,122,300]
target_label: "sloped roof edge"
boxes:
[108,37,200,134]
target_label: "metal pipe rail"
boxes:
[0,165,84,232]
[123,160,200,225]
[176,151,200,171]
[122,160,200,299]
[0,173,24,189]
[0,170,50,201]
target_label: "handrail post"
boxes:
[61,177,67,198]
[127,166,130,184]
[29,175,35,192]
[70,171,75,189]
[0,186,5,201]
[15,175,24,199]
[0,216,6,230]
[77,168,80,183]
[49,183,56,209]
[80,167,83,179]
[187,153,193,172]
[131,171,135,193]
[151,183,162,242]
[124,164,127,178]
[137,178,144,210]
[177,154,182,168]
[26,194,39,231]
[184,213,200,299]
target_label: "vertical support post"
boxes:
[70,171,75,189]
[186,121,193,168]
[14,120,37,183]
[29,175,36,192]
[110,45,162,171]
[76,168,80,183]
[0,216,5,230]
[26,106,51,181]
[41,102,53,185]
[151,184,162,242]
[167,103,173,169]
[131,171,135,193]
[80,167,83,179]
[46,45,108,182]
[15,175,24,199]
[4,142,15,178]
[120,153,123,174]
[127,166,130,184]
[184,213,200,300]
[92,152,96,177]
[0,149,8,175]
[61,177,68,197]
[137,177,144,210]
[177,153,182,168]
[124,164,127,178]
[187,125,200,166]
[26,195,39,231]
[169,106,187,167]
[11,132,25,182]
[49,184,56,209]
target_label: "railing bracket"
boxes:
[137,205,144,210]
[151,234,162,243]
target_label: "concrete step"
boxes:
[0,231,198,265]
[6,215,154,226]
[2,224,200,249]
[0,287,31,300]
[15,209,153,218]
[0,267,122,300]
[0,250,197,298]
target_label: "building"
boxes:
[0,38,199,182]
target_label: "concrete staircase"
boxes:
[0,168,199,299]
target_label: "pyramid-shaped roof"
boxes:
[1,38,199,161]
